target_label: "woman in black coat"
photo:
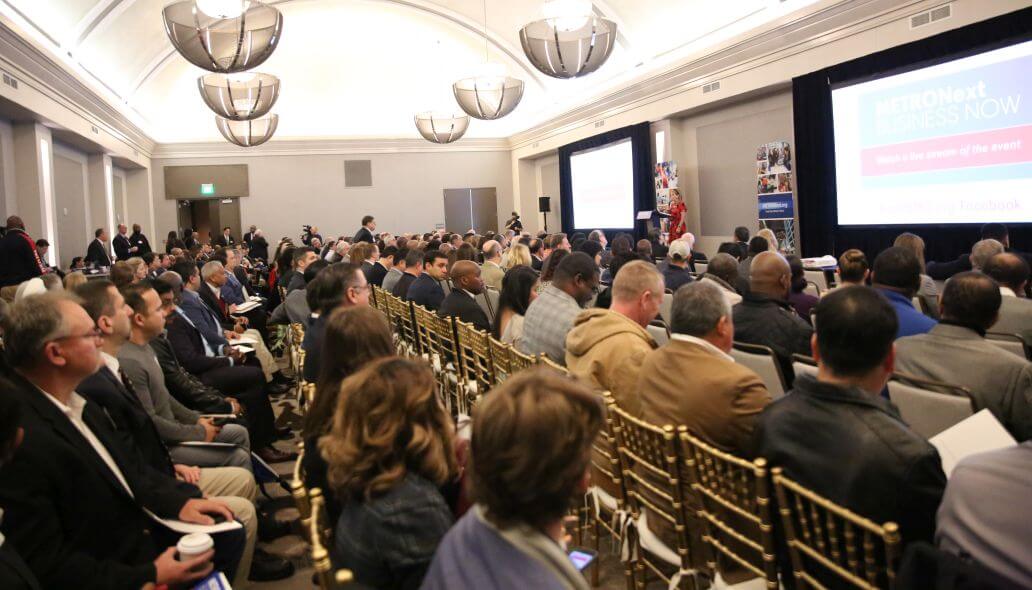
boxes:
[249,230,269,262]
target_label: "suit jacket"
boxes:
[480,261,504,291]
[113,234,132,261]
[249,236,269,261]
[198,282,234,329]
[242,231,255,246]
[85,239,111,267]
[286,271,306,294]
[150,334,232,413]
[895,323,1032,442]
[214,235,235,248]
[392,272,418,300]
[0,542,40,590]
[270,288,310,325]
[354,226,374,244]
[179,290,230,349]
[367,262,389,287]
[129,232,151,255]
[732,293,813,384]
[531,255,543,271]
[166,309,233,375]
[992,293,1032,344]
[0,229,45,287]
[407,273,445,311]
[0,375,198,590]
[438,290,490,332]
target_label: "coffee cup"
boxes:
[176,532,214,562]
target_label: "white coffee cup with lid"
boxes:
[177,532,214,561]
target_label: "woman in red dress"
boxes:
[667,188,687,243]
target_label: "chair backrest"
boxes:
[772,467,902,590]
[887,374,974,438]
[731,342,787,398]
[804,281,821,298]
[488,336,513,385]
[538,354,569,376]
[456,320,494,400]
[986,332,1030,360]
[591,393,626,508]
[680,430,778,588]
[660,292,673,325]
[411,304,438,361]
[646,323,669,347]
[510,346,537,373]
[309,488,355,590]
[804,270,829,292]
[695,262,708,275]
[386,294,419,355]
[791,354,818,383]
[477,288,500,324]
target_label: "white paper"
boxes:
[801,255,838,269]
[636,211,654,220]
[231,334,259,345]
[231,344,254,354]
[232,301,260,314]
[199,414,238,420]
[176,441,239,448]
[144,508,242,535]
[929,409,1016,478]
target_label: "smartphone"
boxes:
[567,547,598,572]
[211,417,234,427]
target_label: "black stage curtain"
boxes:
[558,122,654,239]
[793,7,1032,261]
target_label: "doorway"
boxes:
[442,187,497,234]
[176,198,242,244]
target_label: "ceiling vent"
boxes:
[344,160,372,188]
[702,81,721,94]
[1,71,18,90]
[910,4,951,29]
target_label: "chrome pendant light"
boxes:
[163,0,283,73]
[519,1,616,79]
[216,113,279,147]
[452,0,523,120]
[199,72,280,120]
[414,112,470,144]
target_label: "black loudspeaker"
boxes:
[538,196,551,213]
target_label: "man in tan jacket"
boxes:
[565,261,663,414]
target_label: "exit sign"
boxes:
[200,183,215,195]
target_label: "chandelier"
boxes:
[519,1,617,78]
[216,114,279,147]
[198,72,280,120]
[452,0,523,120]
[162,0,283,73]
[414,112,470,144]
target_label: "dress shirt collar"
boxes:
[1000,286,1017,297]
[100,351,120,376]
[41,388,88,424]
[670,334,735,362]
[461,289,477,299]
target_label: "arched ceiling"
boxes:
[3,0,821,143]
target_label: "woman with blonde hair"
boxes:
[63,271,87,291]
[757,228,779,253]
[125,256,147,282]
[893,232,939,318]
[504,242,532,271]
[321,357,459,589]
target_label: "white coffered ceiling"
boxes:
[1,0,823,142]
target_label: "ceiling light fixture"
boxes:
[162,0,282,73]
[215,113,279,147]
[414,112,470,144]
[198,72,280,120]
[452,0,524,120]
[519,0,617,79]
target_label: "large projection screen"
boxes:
[832,39,1032,226]
[569,138,635,229]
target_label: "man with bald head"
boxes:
[480,240,504,291]
[984,252,1032,347]
[438,260,490,331]
[733,250,813,381]
[0,215,46,287]
[113,223,134,261]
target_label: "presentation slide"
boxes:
[832,40,1032,225]
[569,138,635,229]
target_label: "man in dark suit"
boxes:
[0,292,243,590]
[529,238,545,271]
[129,223,151,256]
[353,215,376,244]
[0,386,42,590]
[0,216,46,288]
[286,247,319,294]
[113,224,134,261]
[407,250,449,311]
[214,227,236,248]
[242,225,257,247]
[367,245,393,287]
[392,249,423,299]
[85,227,112,267]
[438,260,490,331]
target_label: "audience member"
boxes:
[895,272,1031,441]
[927,223,1014,280]
[635,239,653,260]
[871,246,937,338]
[520,252,599,365]
[700,252,744,305]
[984,253,1032,342]
[737,236,769,285]
[480,240,505,290]
[286,247,319,294]
[0,384,43,590]
[129,224,151,256]
[321,358,458,589]
[422,369,601,590]
[438,260,490,331]
[733,226,750,260]
[303,262,370,382]
[753,286,946,548]
[62,270,87,291]
[565,261,661,413]
[936,441,1032,587]
[756,228,779,252]
[113,223,135,261]
[214,226,236,248]
[407,250,449,311]
[493,265,538,346]
[110,260,135,288]
[354,215,376,244]
[662,240,694,293]
[970,238,1005,271]
[787,255,818,323]
[835,248,869,287]
[381,248,408,293]
[270,259,325,326]
[504,242,533,271]
[393,249,424,299]
[250,229,269,261]
[894,233,939,318]
[368,245,396,287]
[733,251,812,380]
[85,227,112,267]
[528,238,545,271]
[576,239,603,270]
[537,248,569,293]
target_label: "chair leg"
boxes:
[591,510,600,587]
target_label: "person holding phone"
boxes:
[422,369,602,590]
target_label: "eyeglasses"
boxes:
[52,327,102,342]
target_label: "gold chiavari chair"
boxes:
[303,382,317,410]
[772,467,902,590]
[386,294,419,356]
[509,346,537,373]
[586,393,634,589]
[289,443,311,521]
[487,336,513,386]
[309,488,355,589]
[455,320,494,406]
[610,406,699,590]
[679,430,778,589]
[412,305,438,367]
[431,313,464,417]
[538,354,569,376]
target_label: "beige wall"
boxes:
[151,150,513,249]
[52,145,91,269]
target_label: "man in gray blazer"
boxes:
[896,272,1032,442]
[985,253,1032,343]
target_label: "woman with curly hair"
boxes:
[321,357,459,589]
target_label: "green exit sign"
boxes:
[200,183,215,196]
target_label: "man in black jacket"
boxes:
[0,292,243,590]
[753,287,946,553]
[407,250,449,311]
[353,215,376,243]
[438,260,490,332]
[392,249,424,299]
[85,227,112,267]
[113,224,134,261]
[0,216,46,288]
[129,223,151,255]
[0,386,42,590]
